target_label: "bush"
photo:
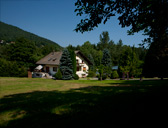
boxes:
[97,74,107,80]
[0,58,27,77]
[111,71,119,79]
[73,74,79,80]
[54,69,62,80]
[87,70,96,77]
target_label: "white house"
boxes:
[33,51,92,78]
[75,51,90,77]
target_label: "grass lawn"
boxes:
[0,77,168,128]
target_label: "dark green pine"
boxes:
[60,49,73,80]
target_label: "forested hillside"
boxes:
[0,22,62,77]
[0,21,61,48]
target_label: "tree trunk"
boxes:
[127,72,129,80]
[100,73,102,81]
[122,72,125,80]
[100,76,102,81]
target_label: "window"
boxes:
[76,59,79,64]
[48,58,52,61]
[77,66,81,71]
[53,67,58,72]
[53,58,57,61]
[36,73,40,76]
[83,67,86,72]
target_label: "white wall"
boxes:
[44,65,58,76]
[76,55,89,77]
[41,54,90,78]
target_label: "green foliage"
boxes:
[80,41,93,57]
[0,22,62,77]
[75,0,167,79]
[66,46,79,80]
[88,54,95,71]
[97,74,107,80]
[92,50,103,66]
[119,46,144,78]
[143,39,168,78]
[119,47,132,71]
[9,38,37,66]
[0,58,27,77]
[75,0,167,45]
[60,49,73,80]
[66,31,146,80]
[111,71,119,79]
[97,31,110,50]
[79,41,103,67]
[73,74,79,80]
[101,48,112,67]
[87,70,96,77]
[101,49,112,78]
[40,45,60,56]
[68,50,77,75]
[97,64,106,81]
[54,69,62,80]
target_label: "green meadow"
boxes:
[0,77,168,128]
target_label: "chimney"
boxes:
[27,69,32,78]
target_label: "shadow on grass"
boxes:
[0,82,168,128]
[107,79,168,86]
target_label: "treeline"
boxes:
[67,31,147,79]
[0,37,62,77]
[1,29,166,79]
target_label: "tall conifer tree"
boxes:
[60,49,73,80]
[101,49,112,77]
[101,49,112,68]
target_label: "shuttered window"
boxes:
[83,67,86,72]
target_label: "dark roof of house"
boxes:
[36,51,93,65]
[36,51,62,65]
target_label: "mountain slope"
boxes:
[0,21,61,48]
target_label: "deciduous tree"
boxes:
[97,31,110,50]
[75,0,167,45]
[74,0,168,79]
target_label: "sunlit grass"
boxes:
[0,77,167,128]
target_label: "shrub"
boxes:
[73,74,79,80]
[111,71,119,79]
[54,69,62,80]
[87,70,96,77]
[0,58,27,77]
[97,74,107,80]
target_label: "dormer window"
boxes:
[48,58,52,61]
[53,58,57,61]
